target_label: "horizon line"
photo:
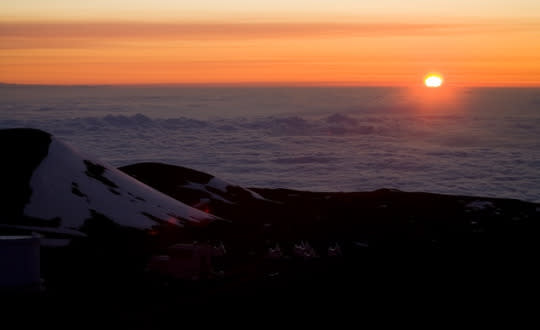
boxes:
[2,82,540,88]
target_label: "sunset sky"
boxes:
[1,1,540,86]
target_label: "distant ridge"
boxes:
[120,162,268,206]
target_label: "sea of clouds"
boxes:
[1,86,539,202]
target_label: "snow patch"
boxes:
[244,188,268,201]
[206,177,269,201]
[183,181,233,204]
[466,200,495,211]
[206,177,230,192]
[183,177,269,203]
[353,241,369,248]
[24,138,218,232]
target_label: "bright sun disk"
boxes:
[424,75,443,88]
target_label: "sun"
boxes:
[424,74,443,88]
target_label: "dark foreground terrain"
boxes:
[0,129,537,325]
[5,167,540,324]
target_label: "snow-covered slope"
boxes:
[0,129,220,243]
[120,162,269,206]
[184,175,267,203]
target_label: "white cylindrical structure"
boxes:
[0,236,41,291]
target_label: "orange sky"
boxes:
[1,2,540,86]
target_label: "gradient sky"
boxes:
[1,1,540,85]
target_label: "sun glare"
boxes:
[424,74,443,88]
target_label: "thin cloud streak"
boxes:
[2,21,537,42]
